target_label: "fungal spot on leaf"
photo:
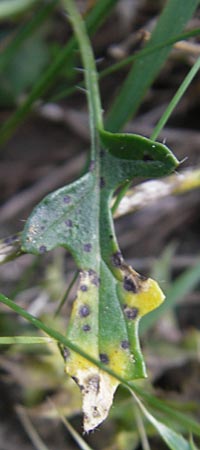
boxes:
[111,251,123,267]
[123,276,138,293]
[82,324,91,332]
[79,304,90,317]
[143,153,154,161]
[63,195,71,204]
[80,284,88,292]
[87,375,100,393]
[92,275,100,287]
[121,340,130,349]
[100,177,105,188]
[83,243,92,252]
[123,305,139,320]
[92,406,101,418]
[88,269,95,276]
[65,219,73,227]
[88,269,100,286]
[39,245,47,254]
[100,353,109,364]
[62,347,70,361]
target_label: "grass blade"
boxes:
[0,0,37,19]
[151,56,200,140]
[0,336,54,345]
[106,0,200,131]
[130,389,191,450]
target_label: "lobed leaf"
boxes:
[21,128,178,431]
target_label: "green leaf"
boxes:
[21,127,178,431]
[106,0,200,131]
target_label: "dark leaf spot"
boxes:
[121,340,130,349]
[92,275,100,287]
[82,324,91,332]
[39,245,47,254]
[143,153,154,161]
[92,406,100,418]
[123,305,138,320]
[79,305,90,317]
[100,177,105,188]
[83,243,92,252]
[88,269,100,286]
[87,375,100,393]
[72,376,79,384]
[100,353,109,364]
[88,269,95,276]
[63,195,71,204]
[65,219,73,227]
[111,251,123,267]
[123,276,138,293]
[63,347,70,361]
[80,284,88,292]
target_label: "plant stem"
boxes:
[64,0,103,160]
[151,56,200,140]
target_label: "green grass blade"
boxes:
[130,389,191,450]
[131,384,200,437]
[106,0,200,132]
[0,336,54,345]
[0,0,118,147]
[0,1,57,71]
[151,56,200,140]
[0,0,37,18]
[140,259,200,334]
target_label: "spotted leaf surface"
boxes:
[21,129,178,431]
